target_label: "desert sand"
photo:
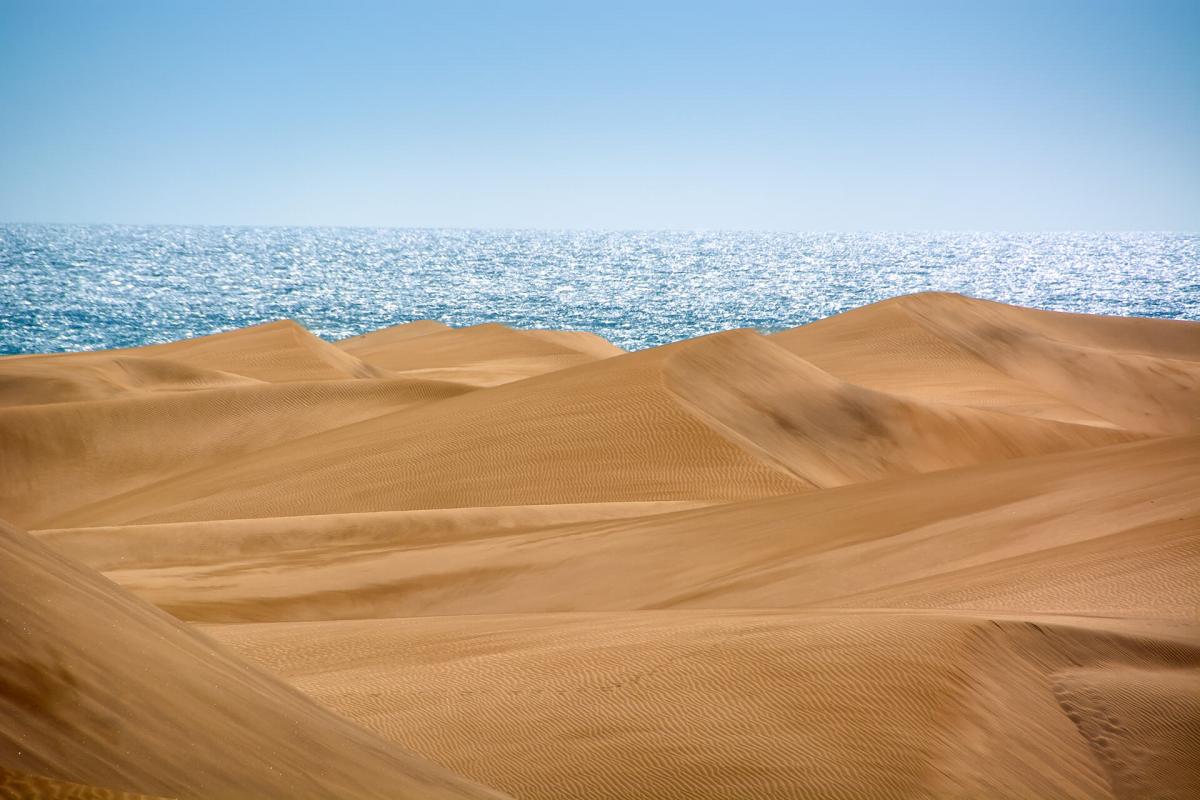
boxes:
[1,292,1197,799]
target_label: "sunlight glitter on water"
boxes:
[1,226,1196,354]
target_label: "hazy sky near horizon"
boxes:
[1,1,1198,230]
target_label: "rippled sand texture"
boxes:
[2,292,1197,799]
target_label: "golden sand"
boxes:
[1,292,1196,798]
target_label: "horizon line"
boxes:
[3,221,1199,236]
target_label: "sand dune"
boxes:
[0,519,508,799]
[35,502,708,573]
[0,377,473,529]
[4,292,1197,799]
[35,333,806,528]
[337,321,623,387]
[207,611,1200,800]
[664,328,1138,487]
[772,293,1200,432]
[30,327,1142,530]
[46,435,1195,624]
[0,319,394,408]
[336,319,451,349]
[119,319,388,382]
[0,355,263,408]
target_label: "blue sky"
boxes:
[1,1,1197,230]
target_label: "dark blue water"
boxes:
[2,225,1197,354]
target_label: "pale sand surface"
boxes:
[2,293,1197,798]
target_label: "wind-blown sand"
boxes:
[1,292,1197,799]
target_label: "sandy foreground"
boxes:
[1,291,1197,799]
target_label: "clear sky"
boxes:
[1,0,1197,230]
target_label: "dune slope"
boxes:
[664,329,1138,487]
[49,435,1196,624]
[771,292,1200,433]
[337,321,623,387]
[208,611,1200,800]
[0,320,387,398]
[0,519,508,800]
[32,328,1142,530]
[0,377,473,528]
[35,334,804,527]
[0,766,176,800]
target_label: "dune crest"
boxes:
[337,321,624,387]
[664,328,1138,487]
[771,292,1200,433]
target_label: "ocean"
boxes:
[2,225,1197,355]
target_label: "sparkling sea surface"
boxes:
[1,225,1197,355]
